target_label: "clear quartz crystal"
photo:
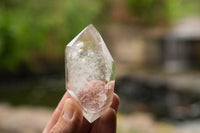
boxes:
[65,24,115,123]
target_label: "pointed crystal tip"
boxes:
[65,24,115,123]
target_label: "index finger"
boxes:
[43,91,71,133]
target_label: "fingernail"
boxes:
[63,99,75,121]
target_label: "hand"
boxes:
[43,92,120,133]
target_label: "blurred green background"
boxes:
[1,0,200,73]
[1,0,110,73]
[1,0,200,133]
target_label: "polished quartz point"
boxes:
[65,24,115,123]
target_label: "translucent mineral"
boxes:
[65,24,115,123]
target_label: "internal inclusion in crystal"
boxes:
[65,24,115,123]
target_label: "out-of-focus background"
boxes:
[1,0,200,132]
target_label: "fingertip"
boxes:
[50,98,83,133]
[111,93,120,112]
[103,108,116,123]
[62,99,76,121]
[114,93,120,105]
[63,98,83,122]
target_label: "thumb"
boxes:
[50,99,83,133]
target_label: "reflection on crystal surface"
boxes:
[65,24,115,123]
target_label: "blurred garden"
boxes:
[1,0,200,133]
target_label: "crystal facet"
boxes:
[65,24,115,123]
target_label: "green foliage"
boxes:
[0,0,108,72]
[126,0,162,24]
[164,0,200,22]
[126,0,200,25]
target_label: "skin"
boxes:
[43,92,120,133]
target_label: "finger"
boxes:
[50,98,83,133]
[89,93,119,133]
[100,108,117,133]
[43,92,70,133]
[105,81,120,112]
[91,107,117,133]
[80,117,92,133]
[111,93,120,112]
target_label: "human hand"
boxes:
[43,92,120,133]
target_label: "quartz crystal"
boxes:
[65,24,115,123]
